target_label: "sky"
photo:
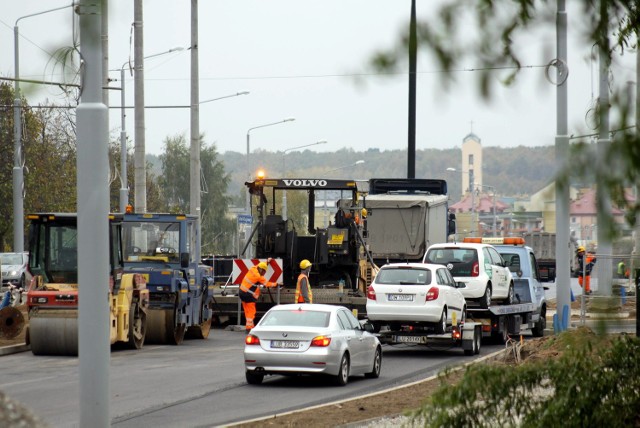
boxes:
[1,1,637,157]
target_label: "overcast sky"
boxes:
[1,1,637,157]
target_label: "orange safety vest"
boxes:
[295,273,313,304]
[239,267,264,303]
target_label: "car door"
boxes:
[436,268,465,326]
[337,309,369,371]
[487,247,509,296]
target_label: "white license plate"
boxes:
[394,335,425,344]
[271,340,300,349]
[388,294,413,301]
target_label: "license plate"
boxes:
[271,340,300,349]
[388,294,413,301]
[394,335,424,344]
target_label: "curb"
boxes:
[227,348,506,427]
[0,344,30,356]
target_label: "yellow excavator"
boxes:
[25,213,149,356]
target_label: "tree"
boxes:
[370,1,640,233]
[157,133,234,255]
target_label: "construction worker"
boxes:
[617,260,627,279]
[239,261,278,332]
[296,259,313,303]
[576,246,596,295]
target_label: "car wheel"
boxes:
[532,306,546,337]
[474,326,482,354]
[19,274,25,289]
[435,309,446,334]
[365,346,382,379]
[369,321,381,333]
[245,370,264,385]
[504,282,515,305]
[480,285,492,309]
[335,353,350,386]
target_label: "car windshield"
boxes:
[375,267,431,285]
[260,309,331,328]
[425,248,477,276]
[500,252,521,273]
[122,221,180,263]
[0,253,24,265]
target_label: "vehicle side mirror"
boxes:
[363,322,375,333]
[180,252,189,268]
[456,282,466,288]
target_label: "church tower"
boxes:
[461,132,482,195]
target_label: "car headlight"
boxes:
[9,270,18,277]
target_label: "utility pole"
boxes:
[596,0,613,296]
[76,0,110,426]
[190,0,201,262]
[407,0,417,179]
[134,0,146,213]
[554,0,571,331]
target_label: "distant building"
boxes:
[461,133,482,194]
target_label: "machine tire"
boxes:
[532,306,546,337]
[503,282,515,305]
[491,326,509,345]
[435,309,447,334]
[335,353,350,386]
[365,346,382,379]
[19,274,25,289]
[127,303,146,349]
[245,370,264,385]
[186,300,212,340]
[474,326,482,354]
[480,285,492,309]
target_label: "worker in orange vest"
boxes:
[239,261,278,332]
[295,259,313,303]
[576,246,596,295]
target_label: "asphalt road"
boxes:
[0,328,502,427]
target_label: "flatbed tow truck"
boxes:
[374,321,483,356]
[373,237,548,350]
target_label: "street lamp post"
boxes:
[246,118,295,213]
[13,4,75,253]
[447,167,477,236]
[475,184,497,237]
[282,140,327,219]
[326,159,365,175]
[115,47,186,213]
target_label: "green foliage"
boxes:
[411,331,640,427]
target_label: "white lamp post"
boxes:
[447,167,477,236]
[246,118,295,213]
[282,140,327,219]
[326,159,365,175]
[13,4,75,252]
[114,47,186,213]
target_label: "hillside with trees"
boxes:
[219,145,556,206]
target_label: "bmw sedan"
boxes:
[244,304,382,386]
[366,263,467,334]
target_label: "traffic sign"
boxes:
[237,214,253,225]
[232,258,283,285]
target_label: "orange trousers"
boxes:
[578,275,591,293]
[242,301,256,331]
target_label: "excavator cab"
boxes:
[244,177,372,290]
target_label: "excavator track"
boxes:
[29,310,79,356]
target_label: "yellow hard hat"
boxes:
[299,259,312,270]
[576,246,585,253]
[257,261,268,271]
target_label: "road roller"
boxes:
[25,213,149,356]
[122,212,214,345]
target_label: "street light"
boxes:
[13,3,75,253]
[282,140,327,219]
[475,184,497,237]
[114,47,185,213]
[246,117,296,213]
[447,167,477,236]
[200,91,249,105]
[326,159,365,175]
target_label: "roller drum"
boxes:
[29,312,79,356]
[145,308,185,345]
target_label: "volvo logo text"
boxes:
[282,179,327,187]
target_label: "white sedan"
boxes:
[244,304,382,386]
[366,263,467,334]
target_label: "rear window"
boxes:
[259,309,330,328]
[425,248,477,276]
[375,267,431,285]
